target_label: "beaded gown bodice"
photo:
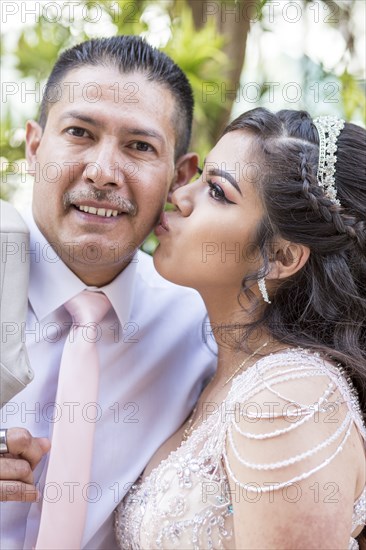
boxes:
[115,349,366,549]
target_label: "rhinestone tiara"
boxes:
[313,115,345,206]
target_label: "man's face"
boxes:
[26,66,181,285]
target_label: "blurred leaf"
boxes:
[340,71,366,124]
[163,3,227,156]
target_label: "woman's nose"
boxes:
[171,179,199,216]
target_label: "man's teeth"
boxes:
[77,205,119,217]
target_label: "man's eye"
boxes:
[130,142,154,152]
[66,127,88,138]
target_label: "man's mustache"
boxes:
[63,189,137,216]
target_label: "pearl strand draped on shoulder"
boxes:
[115,348,366,550]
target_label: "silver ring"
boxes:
[0,429,8,454]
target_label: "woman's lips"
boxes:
[154,211,169,237]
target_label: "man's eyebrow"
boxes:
[203,159,242,195]
[60,111,101,126]
[127,128,164,143]
[60,112,164,143]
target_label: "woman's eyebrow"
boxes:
[203,160,242,195]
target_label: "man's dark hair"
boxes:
[39,35,194,160]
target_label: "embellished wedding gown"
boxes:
[115,349,366,549]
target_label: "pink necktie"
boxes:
[35,291,111,550]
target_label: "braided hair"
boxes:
[222,108,366,414]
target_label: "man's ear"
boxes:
[168,152,199,203]
[25,120,43,174]
[266,240,310,281]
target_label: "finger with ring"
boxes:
[0,429,9,454]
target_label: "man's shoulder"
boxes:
[0,200,29,234]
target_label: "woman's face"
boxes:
[153,131,265,297]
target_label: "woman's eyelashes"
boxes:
[207,180,235,204]
[197,166,236,204]
[192,166,203,181]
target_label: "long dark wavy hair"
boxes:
[222,108,366,416]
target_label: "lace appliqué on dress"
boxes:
[115,452,233,549]
[115,349,366,550]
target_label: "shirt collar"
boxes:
[25,210,137,326]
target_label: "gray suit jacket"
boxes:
[0,200,33,408]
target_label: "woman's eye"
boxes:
[130,142,154,152]
[66,127,89,138]
[208,181,227,201]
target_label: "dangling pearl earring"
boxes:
[258,278,271,304]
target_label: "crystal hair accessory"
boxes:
[313,115,345,206]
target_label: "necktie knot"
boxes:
[64,290,111,326]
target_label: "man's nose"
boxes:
[82,143,127,188]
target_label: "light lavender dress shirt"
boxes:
[0,212,216,549]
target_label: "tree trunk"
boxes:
[186,0,251,138]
